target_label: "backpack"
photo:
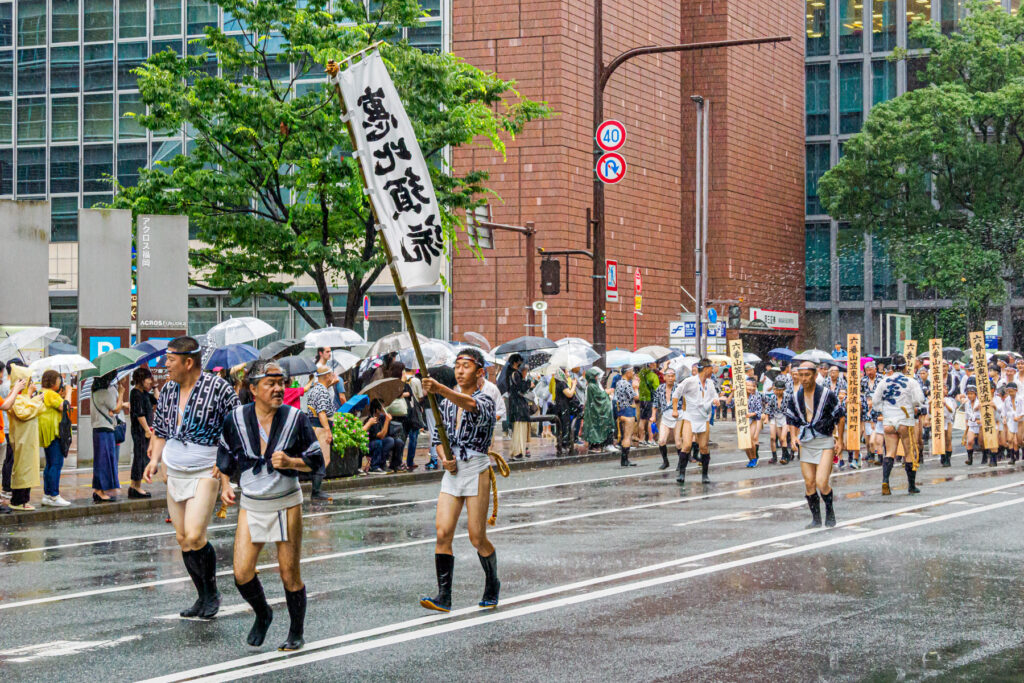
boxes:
[58,400,73,457]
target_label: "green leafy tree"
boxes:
[111,0,549,330]
[819,1,1024,332]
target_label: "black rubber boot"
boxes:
[700,453,710,484]
[658,445,669,470]
[822,490,836,527]
[982,450,989,465]
[620,447,636,467]
[690,443,700,468]
[942,450,952,467]
[179,550,205,618]
[278,586,306,651]
[805,493,822,528]
[780,446,791,464]
[196,542,221,619]
[311,474,331,500]
[420,553,454,612]
[966,449,974,465]
[235,576,273,646]
[478,551,500,608]
[676,449,689,484]
[906,464,920,494]
[988,450,998,467]
[769,450,778,464]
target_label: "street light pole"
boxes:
[589,1,790,365]
[693,95,705,358]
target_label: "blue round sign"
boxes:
[707,308,718,324]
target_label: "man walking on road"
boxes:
[306,364,336,500]
[674,358,719,484]
[636,362,660,445]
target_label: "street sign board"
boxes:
[749,308,799,331]
[363,295,370,321]
[984,320,999,349]
[634,295,642,312]
[595,119,626,152]
[634,268,642,295]
[606,259,618,302]
[596,152,626,184]
[707,307,717,324]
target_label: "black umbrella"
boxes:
[942,346,964,361]
[493,335,557,356]
[526,350,552,369]
[259,338,305,360]
[277,355,317,376]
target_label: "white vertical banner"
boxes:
[335,50,444,289]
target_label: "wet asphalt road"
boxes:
[2,439,1024,682]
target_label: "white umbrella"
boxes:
[0,326,61,362]
[556,337,592,348]
[606,350,656,368]
[793,349,832,364]
[365,331,430,358]
[546,344,600,370]
[463,331,491,350]
[29,354,95,375]
[668,356,699,375]
[304,326,364,349]
[636,345,674,361]
[743,352,762,363]
[399,340,456,369]
[330,350,362,373]
[208,317,277,346]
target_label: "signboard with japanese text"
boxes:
[606,260,618,302]
[903,339,917,375]
[845,334,861,451]
[336,51,444,289]
[929,338,945,456]
[749,308,799,331]
[135,214,188,339]
[969,331,999,450]
[728,339,751,450]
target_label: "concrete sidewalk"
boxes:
[2,420,740,526]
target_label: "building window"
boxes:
[84,42,114,91]
[84,93,113,142]
[408,23,442,54]
[872,58,897,105]
[153,0,181,36]
[117,141,147,187]
[83,0,113,42]
[16,0,44,47]
[16,47,45,95]
[907,56,929,91]
[83,193,110,207]
[83,144,113,192]
[16,96,45,144]
[805,64,830,136]
[837,223,864,301]
[50,296,79,344]
[52,0,79,43]
[187,38,217,81]
[16,146,44,195]
[806,143,830,215]
[805,222,831,302]
[119,0,145,38]
[838,61,863,134]
[50,146,79,193]
[152,139,181,171]
[0,148,10,194]
[872,0,897,52]
[806,0,830,58]
[118,41,148,89]
[119,92,147,139]
[52,96,78,141]
[187,0,217,35]
[906,0,930,48]
[872,233,897,299]
[940,0,964,35]
[805,311,832,350]
[51,196,78,241]
[0,99,9,144]
[839,0,863,54]
[0,49,10,96]
[51,45,80,94]
[0,4,11,47]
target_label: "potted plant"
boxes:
[328,412,369,478]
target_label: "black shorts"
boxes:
[638,401,653,420]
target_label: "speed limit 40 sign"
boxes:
[596,120,626,152]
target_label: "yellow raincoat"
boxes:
[9,365,44,490]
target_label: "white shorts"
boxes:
[1009,420,1018,435]
[682,412,709,434]
[882,417,917,429]
[864,422,876,435]
[440,453,491,498]
[968,424,980,435]
[770,414,786,429]
[246,509,288,543]
[659,414,680,430]
[166,467,216,503]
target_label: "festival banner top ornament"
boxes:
[333,49,444,289]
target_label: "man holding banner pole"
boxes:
[871,354,926,495]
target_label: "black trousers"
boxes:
[556,411,574,452]
[2,437,12,493]
[131,434,150,482]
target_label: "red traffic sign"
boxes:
[596,152,626,184]
[362,295,370,321]
[634,268,642,295]
[596,119,626,152]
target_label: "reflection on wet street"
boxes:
[2,446,1023,682]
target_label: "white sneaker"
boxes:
[40,495,57,507]
[52,495,71,507]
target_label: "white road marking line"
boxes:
[504,497,577,508]
[0,636,141,663]
[768,543,793,548]
[159,495,1024,682]
[0,453,997,612]
[0,457,749,558]
[134,479,1024,683]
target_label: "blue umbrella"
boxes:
[768,347,796,361]
[131,339,170,367]
[205,343,259,371]
[339,394,369,414]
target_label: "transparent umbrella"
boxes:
[0,326,61,362]
[545,344,600,370]
[366,331,431,358]
[29,354,95,376]
[207,317,277,346]
[304,326,364,349]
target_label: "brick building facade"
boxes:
[450,0,805,357]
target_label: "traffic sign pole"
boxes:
[362,295,370,342]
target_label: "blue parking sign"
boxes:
[89,336,120,360]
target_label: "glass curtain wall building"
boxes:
[18,0,448,344]
[804,0,1022,353]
